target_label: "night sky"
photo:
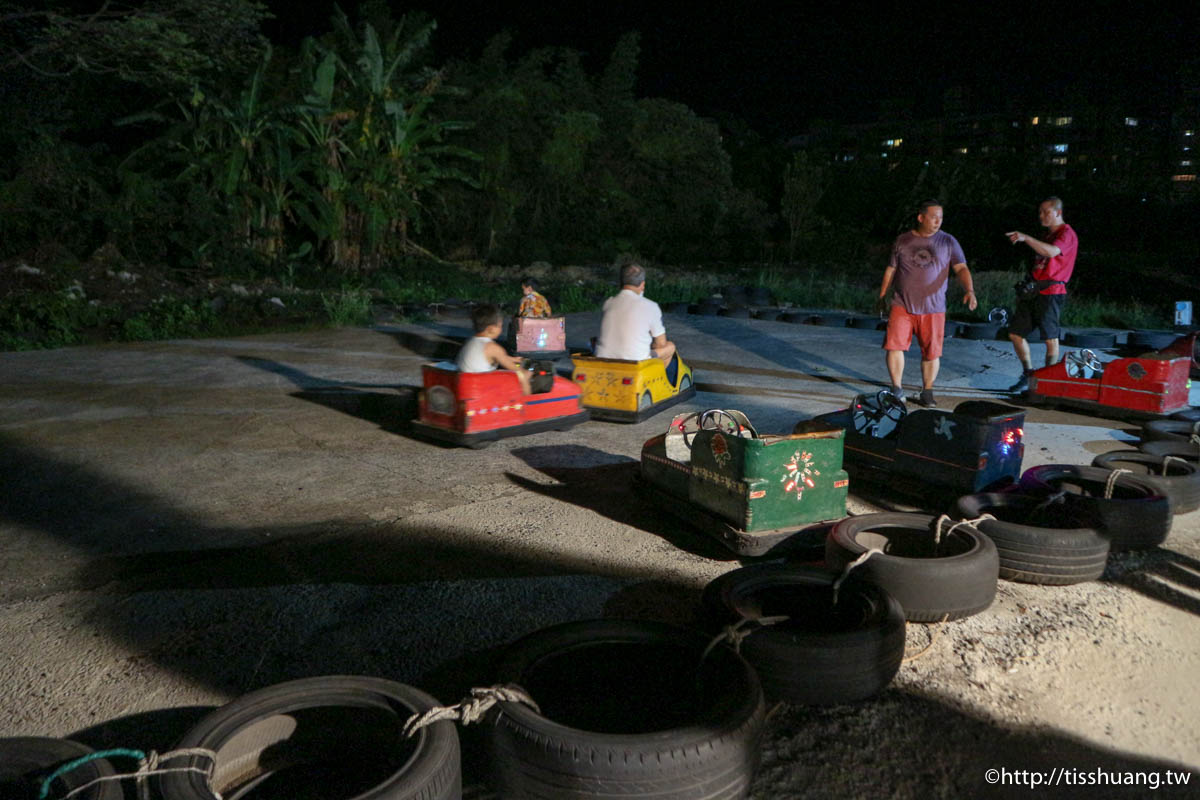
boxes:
[267,3,1200,137]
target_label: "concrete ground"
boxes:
[2,311,1198,798]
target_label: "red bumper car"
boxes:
[1027,335,1194,419]
[412,361,589,448]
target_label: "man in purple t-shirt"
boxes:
[1004,196,1079,393]
[877,200,977,408]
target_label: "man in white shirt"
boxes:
[594,263,677,367]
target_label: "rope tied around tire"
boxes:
[37,748,219,800]
[831,547,885,604]
[931,513,995,546]
[1162,455,1190,476]
[402,684,540,738]
[1104,468,1133,499]
[1033,488,1069,513]
[701,615,791,662]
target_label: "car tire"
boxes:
[959,322,1001,340]
[639,390,653,411]
[701,564,905,705]
[956,491,1111,584]
[1138,439,1200,462]
[848,315,884,330]
[782,311,812,324]
[486,619,764,800]
[1018,464,1172,551]
[1171,407,1200,423]
[809,313,848,327]
[155,676,460,800]
[1142,419,1200,444]
[680,375,693,392]
[825,513,999,621]
[1091,449,1200,514]
[1064,330,1117,348]
[1127,330,1178,350]
[0,738,123,800]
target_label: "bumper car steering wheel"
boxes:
[853,390,908,437]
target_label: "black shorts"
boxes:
[1010,293,1066,340]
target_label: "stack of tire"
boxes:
[0,738,123,800]
[35,624,766,799]
[956,458,1182,587]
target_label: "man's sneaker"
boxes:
[914,389,937,408]
[1007,372,1032,393]
[887,385,904,399]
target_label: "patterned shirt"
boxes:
[888,230,967,315]
[518,291,552,318]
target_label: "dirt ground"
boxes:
[1,315,1197,798]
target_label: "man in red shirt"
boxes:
[1004,197,1078,393]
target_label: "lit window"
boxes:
[1012,121,1019,128]
[1052,143,1069,153]
[1183,160,1194,167]
[1173,174,1197,182]
[1125,117,1138,127]
[1053,116,1073,126]
[1050,157,1068,165]
[1186,130,1195,136]
[954,147,968,154]
[1030,116,1039,125]
[881,152,888,158]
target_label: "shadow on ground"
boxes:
[505,444,738,561]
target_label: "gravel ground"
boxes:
[1,321,1198,798]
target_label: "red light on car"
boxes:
[576,373,586,381]
[1002,427,1023,446]
[622,378,633,385]
[977,453,989,470]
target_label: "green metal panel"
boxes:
[640,433,691,499]
[689,429,848,532]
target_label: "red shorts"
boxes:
[884,305,944,360]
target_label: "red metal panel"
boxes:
[1031,362,1100,402]
[521,377,584,422]
[458,371,525,432]
[1098,356,1191,413]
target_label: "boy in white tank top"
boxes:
[456,304,531,394]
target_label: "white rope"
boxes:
[931,513,995,546]
[56,749,220,800]
[832,548,885,604]
[1161,455,1189,476]
[1104,468,1133,499]
[402,684,540,738]
[701,615,791,661]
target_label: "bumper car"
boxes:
[808,392,1025,495]
[1026,339,1193,419]
[570,352,695,422]
[635,409,849,556]
[506,315,568,360]
[412,361,588,448]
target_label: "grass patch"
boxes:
[321,288,373,327]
